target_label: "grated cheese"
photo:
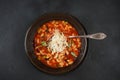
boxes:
[48,29,68,54]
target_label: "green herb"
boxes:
[41,41,47,46]
[43,55,49,60]
[71,52,77,57]
[68,39,73,48]
[68,39,71,48]
[43,55,47,59]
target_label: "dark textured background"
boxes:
[0,0,120,80]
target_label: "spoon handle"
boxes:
[69,33,107,40]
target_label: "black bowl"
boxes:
[25,13,87,74]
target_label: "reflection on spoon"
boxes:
[69,33,107,40]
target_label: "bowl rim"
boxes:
[24,13,88,74]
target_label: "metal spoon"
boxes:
[69,33,107,40]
